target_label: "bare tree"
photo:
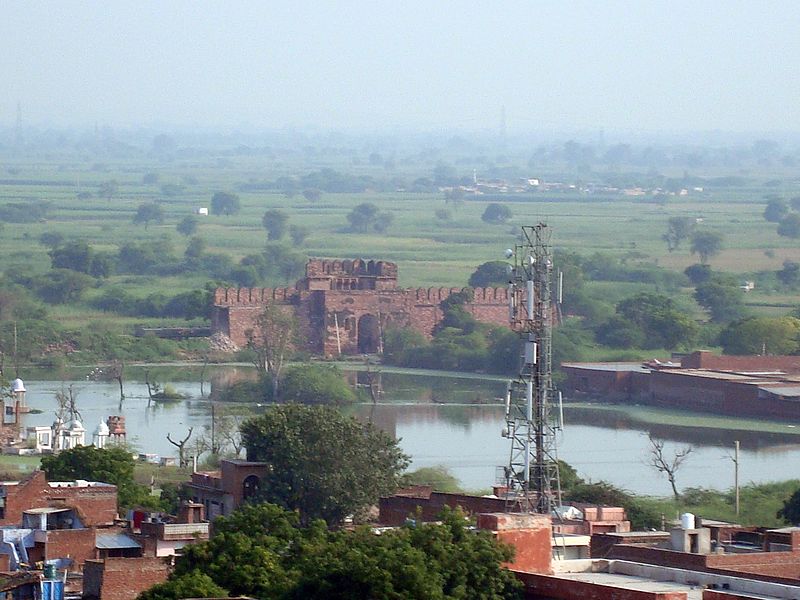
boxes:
[167,427,193,468]
[648,433,692,500]
[246,303,296,399]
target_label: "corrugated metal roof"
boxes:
[95,533,141,550]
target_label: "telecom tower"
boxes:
[502,223,562,514]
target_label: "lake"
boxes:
[11,365,800,497]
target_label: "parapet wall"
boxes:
[213,287,296,305]
[306,258,398,279]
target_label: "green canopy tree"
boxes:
[663,216,695,252]
[481,203,512,224]
[468,261,510,288]
[690,230,723,264]
[143,503,522,600]
[210,191,241,216]
[719,316,800,355]
[40,445,157,509]
[778,488,800,525]
[133,202,164,229]
[262,209,289,240]
[240,405,409,525]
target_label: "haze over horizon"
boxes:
[3,1,800,136]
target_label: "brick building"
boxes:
[0,471,117,527]
[211,258,510,356]
[185,459,267,519]
[562,351,800,420]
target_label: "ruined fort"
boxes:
[212,258,510,356]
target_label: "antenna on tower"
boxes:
[501,224,562,514]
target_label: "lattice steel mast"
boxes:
[502,223,561,513]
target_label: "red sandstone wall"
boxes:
[83,557,170,600]
[215,283,511,356]
[1,472,118,526]
[477,513,553,575]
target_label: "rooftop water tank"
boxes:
[680,512,695,530]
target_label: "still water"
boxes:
[14,367,800,498]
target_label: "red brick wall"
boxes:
[220,460,267,509]
[44,528,97,566]
[682,351,800,373]
[0,471,118,527]
[378,490,508,526]
[516,572,687,600]
[608,544,800,584]
[83,557,170,600]
[478,513,553,575]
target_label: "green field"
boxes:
[1,145,799,355]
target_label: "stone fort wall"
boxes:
[211,260,510,356]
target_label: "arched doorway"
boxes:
[242,475,261,501]
[357,314,380,354]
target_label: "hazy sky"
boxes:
[3,1,800,133]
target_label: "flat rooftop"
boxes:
[552,571,703,600]
[562,362,650,373]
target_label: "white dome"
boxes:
[67,419,85,432]
[94,420,110,436]
[11,378,25,392]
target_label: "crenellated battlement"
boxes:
[306,258,398,279]
[410,287,509,303]
[211,259,511,354]
[213,287,296,306]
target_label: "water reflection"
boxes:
[12,368,800,497]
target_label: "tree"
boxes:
[153,503,520,600]
[262,209,289,240]
[778,261,800,287]
[39,231,64,249]
[469,261,510,288]
[778,488,800,525]
[279,364,356,405]
[719,316,800,355]
[98,180,118,200]
[176,215,198,236]
[302,188,322,202]
[289,224,309,246]
[167,428,194,468]
[647,433,692,500]
[764,198,789,223]
[777,214,800,238]
[694,280,747,322]
[684,263,712,285]
[137,571,228,600]
[133,202,164,229]
[610,292,698,349]
[482,203,512,224]
[402,466,462,493]
[346,203,394,233]
[663,216,695,252]
[240,405,409,525]
[246,303,296,399]
[33,269,94,304]
[210,191,241,216]
[690,230,723,264]
[49,241,93,273]
[40,445,156,509]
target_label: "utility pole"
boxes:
[502,224,562,513]
[734,440,740,516]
